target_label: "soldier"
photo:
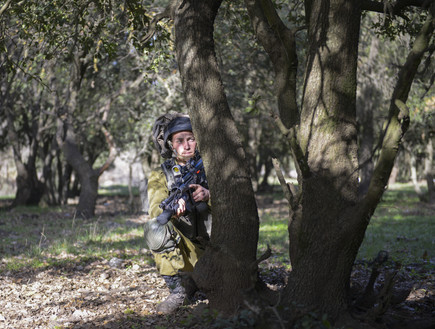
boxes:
[144,113,211,314]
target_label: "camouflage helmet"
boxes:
[152,113,192,158]
[163,116,192,145]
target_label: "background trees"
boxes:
[1,0,434,326]
[0,0,178,215]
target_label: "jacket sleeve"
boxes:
[147,167,169,219]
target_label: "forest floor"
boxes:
[0,193,434,329]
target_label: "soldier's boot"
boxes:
[156,275,187,314]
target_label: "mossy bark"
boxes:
[282,0,362,319]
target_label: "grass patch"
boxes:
[358,183,434,265]
[0,183,433,274]
[0,204,153,274]
[99,185,139,196]
[256,182,434,267]
[258,213,289,263]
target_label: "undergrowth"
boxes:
[0,183,433,274]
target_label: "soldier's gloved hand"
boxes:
[189,184,210,202]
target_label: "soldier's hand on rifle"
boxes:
[176,198,186,217]
[190,184,210,202]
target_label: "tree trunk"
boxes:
[62,163,75,203]
[5,106,44,207]
[281,0,362,319]
[243,0,433,322]
[55,69,99,218]
[54,48,118,217]
[167,0,433,322]
[174,0,260,315]
[59,122,99,218]
[357,88,376,195]
[13,162,44,206]
[243,116,260,191]
[41,136,62,206]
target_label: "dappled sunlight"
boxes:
[1,186,434,327]
[0,196,149,268]
[358,185,435,265]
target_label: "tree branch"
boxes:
[98,125,117,175]
[363,3,434,217]
[272,158,294,204]
[96,72,145,176]
[271,111,310,179]
[141,0,181,43]
[244,0,299,129]
[251,245,272,272]
[0,0,12,17]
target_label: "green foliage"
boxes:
[0,0,184,207]
[366,6,429,41]
[4,0,154,64]
[123,308,135,315]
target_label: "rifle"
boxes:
[156,158,207,225]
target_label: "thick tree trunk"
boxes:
[174,0,260,315]
[283,1,362,319]
[11,138,45,207]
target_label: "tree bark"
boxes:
[174,0,260,315]
[280,0,362,319]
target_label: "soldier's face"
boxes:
[171,131,196,163]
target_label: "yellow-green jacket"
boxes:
[147,165,211,276]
